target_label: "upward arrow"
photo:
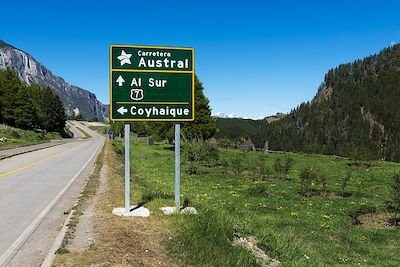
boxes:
[116,75,125,87]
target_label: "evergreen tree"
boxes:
[14,88,36,129]
[26,84,46,128]
[145,75,216,142]
[182,75,216,139]
[0,68,24,125]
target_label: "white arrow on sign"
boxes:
[117,106,128,115]
[116,75,125,86]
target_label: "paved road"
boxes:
[0,122,104,266]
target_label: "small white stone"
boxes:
[160,207,178,215]
[180,207,197,214]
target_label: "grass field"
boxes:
[112,139,400,266]
[0,124,62,150]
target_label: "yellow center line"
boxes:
[0,143,80,178]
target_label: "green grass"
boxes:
[0,124,62,150]
[75,127,91,139]
[88,126,107,133]
[112,139,400,266]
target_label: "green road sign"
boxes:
[110,45,194,121]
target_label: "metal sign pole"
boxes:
[175,123,181,209]
[125,123,131,213]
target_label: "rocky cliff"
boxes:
[0,40,109,121]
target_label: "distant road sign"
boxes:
[110,45,195,121]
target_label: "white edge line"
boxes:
[0,139,104,266]
[41,210,75,267]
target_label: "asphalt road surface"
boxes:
[0,122,104,266]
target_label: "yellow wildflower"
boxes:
[290,211,298,217]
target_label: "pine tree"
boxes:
[41,87,66,133]
[14,88,36,129]
[0,69,24,125]
[145,75,216,142]
[182,75,216,139]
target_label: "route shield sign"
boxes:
[110,45,195,121]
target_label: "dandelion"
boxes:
[320,223,330,229]
[322,214,332,220]
[359,235,367,241]
[244,202,251,208]
[290,211,298,217]
[229,191,238,197]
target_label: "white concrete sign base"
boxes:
[112,205,150,217]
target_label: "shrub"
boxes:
[246,184,269,197]
[273,156,294,179]
[339,170,352,197]
[232,153,243,174]
[390,173,400,226]
[259,163,272,179]
[182,135,219,173]
[299,167,314,195]
[273,158,283,177]
[283,156,295,179]
[187,162,201,175]
[316,172,329,197]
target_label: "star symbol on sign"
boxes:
[117,50,132,66]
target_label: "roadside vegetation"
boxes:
[111,137,400,266]
[0,124,62,150]
[53,140,177,266]
[0,69,67,135]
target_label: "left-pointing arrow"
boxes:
[116,75,125,86]
[117,106,128,115]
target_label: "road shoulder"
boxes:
[52,140,177,266]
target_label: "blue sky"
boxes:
[2,0,400,118]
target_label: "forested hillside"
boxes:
[0,69,67,134]
[266,44,400,162]
[216,118,268,148]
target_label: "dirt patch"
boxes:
[53,141,177,266]
[358,212,396,229]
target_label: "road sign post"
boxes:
[175,123,181,209]
[124,123,130,213]
[110,45,194,214]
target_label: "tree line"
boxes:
[0,69,66,134]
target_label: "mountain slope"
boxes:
[265,44,400,162]
[0,40,109,121]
